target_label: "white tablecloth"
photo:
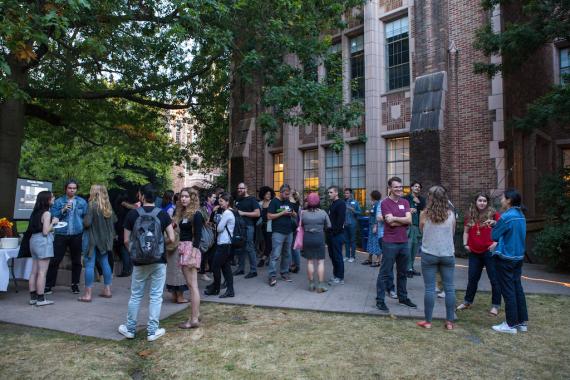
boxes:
[0,247,33,291]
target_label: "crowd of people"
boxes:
[23,176,529,341]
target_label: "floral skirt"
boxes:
[178,241,201,269]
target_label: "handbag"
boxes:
[17,229,32,258]
[293,211,304,250]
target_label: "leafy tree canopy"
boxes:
[0,0,363,215]
[474,0,570,131]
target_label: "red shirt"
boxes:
[381,197,411,243]
[465,212,500,254]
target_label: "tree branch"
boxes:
[123,95,196,109]
[24,104,102,146]
[23,54,220,100]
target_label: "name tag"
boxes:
[182,218,188,224]
[398,205,405,210]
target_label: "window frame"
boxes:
[386,136,410,187]
[325,148,343,189]
[273,152,284,193]
[385,16,410,92]
[350,144,366,206]
[303,149,320,191]
[350,34,365,101]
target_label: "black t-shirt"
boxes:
[268,197,295,234]
[179,211,203,247]
[124,206,172,265]
[234,195,260,225]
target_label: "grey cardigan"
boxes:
[83,204,117,256]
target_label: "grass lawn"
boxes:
[1,292,568,379]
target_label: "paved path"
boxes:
[1,251,569,340]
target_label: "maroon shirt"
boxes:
[381,197,411,243]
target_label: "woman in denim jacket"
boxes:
[491,189,528,334]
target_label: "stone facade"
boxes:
[167,110,219,191]
[229,0,569,215]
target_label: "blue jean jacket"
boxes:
[344,198,361,226]
[51,196,88,236]
[492,207,526,261]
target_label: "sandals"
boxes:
[178,321,200,329]
[370,262,380,267]
[361,260,372,266]
[78,297,92,303]
[444,321,454,330]
[416,321,432,329]
[99,293,112,299]
[456,303,471,311]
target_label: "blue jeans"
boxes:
[268,232,292,278]
[344,224,357,259]
[126,263,166,336]
[465,251,501,307]
[84,247,112,288]
[119,245,133,275]
[421,252,456,322]
[494,256,528,327]
[237,224,257,273]
[327,233,345,280]
[376,242,408,301]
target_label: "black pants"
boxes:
[211,244,233,292]
[494,256,528,327]
[262,230,272,258]
[200,244,215,273]
[46,234,83,287]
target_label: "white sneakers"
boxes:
[348,258,355,263]
[389,290,398,299]
[118,324,135,339]
[492,321,517,334]
[35,299,54,306]
[147,328,166,342]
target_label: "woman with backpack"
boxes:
[204,192,235,298]
[174,187,203,328]
[28,191,59,306]
[79,184,116,302]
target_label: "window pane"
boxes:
[304,150,319,190]
[350,144,366,205]
[386,137,410,185]
[273,153,284,192]
[385,16,410,91]
[350,35,364,54]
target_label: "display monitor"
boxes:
[13,178,53,220]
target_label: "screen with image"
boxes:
[13,178,53,220]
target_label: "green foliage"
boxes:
[533,168,570,270]
[473,0,570,132]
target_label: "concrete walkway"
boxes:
[1,251,569,341]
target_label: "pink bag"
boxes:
[293,211,304,250]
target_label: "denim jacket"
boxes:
[492,207,526,261]
[344,198,362,226]
[51,196,88,236]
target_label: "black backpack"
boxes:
[129,207,164,265]
[225,209,247,248]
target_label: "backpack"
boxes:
[198,209,215,252]
[225,209,247,248]
[130,207,164,265]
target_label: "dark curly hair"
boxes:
[258,186,275,200]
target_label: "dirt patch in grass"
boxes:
[1,292,569,379]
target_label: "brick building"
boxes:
[167,110,220,191]
[229,0,570,217]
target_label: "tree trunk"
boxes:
[0,64,27,220]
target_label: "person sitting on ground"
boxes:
[416,186,456,330]
[301,192,331,292]
[118,184,174,342]
[175,187,203,328]
[28,191,59,306]
[457,192,501,316]
[78,184,116,302]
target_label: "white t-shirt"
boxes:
[216,209,235,245]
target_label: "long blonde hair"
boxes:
[424,186,450,224]
[174,187,200,223]
[466,192,496,227]
[89,184,113,218]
